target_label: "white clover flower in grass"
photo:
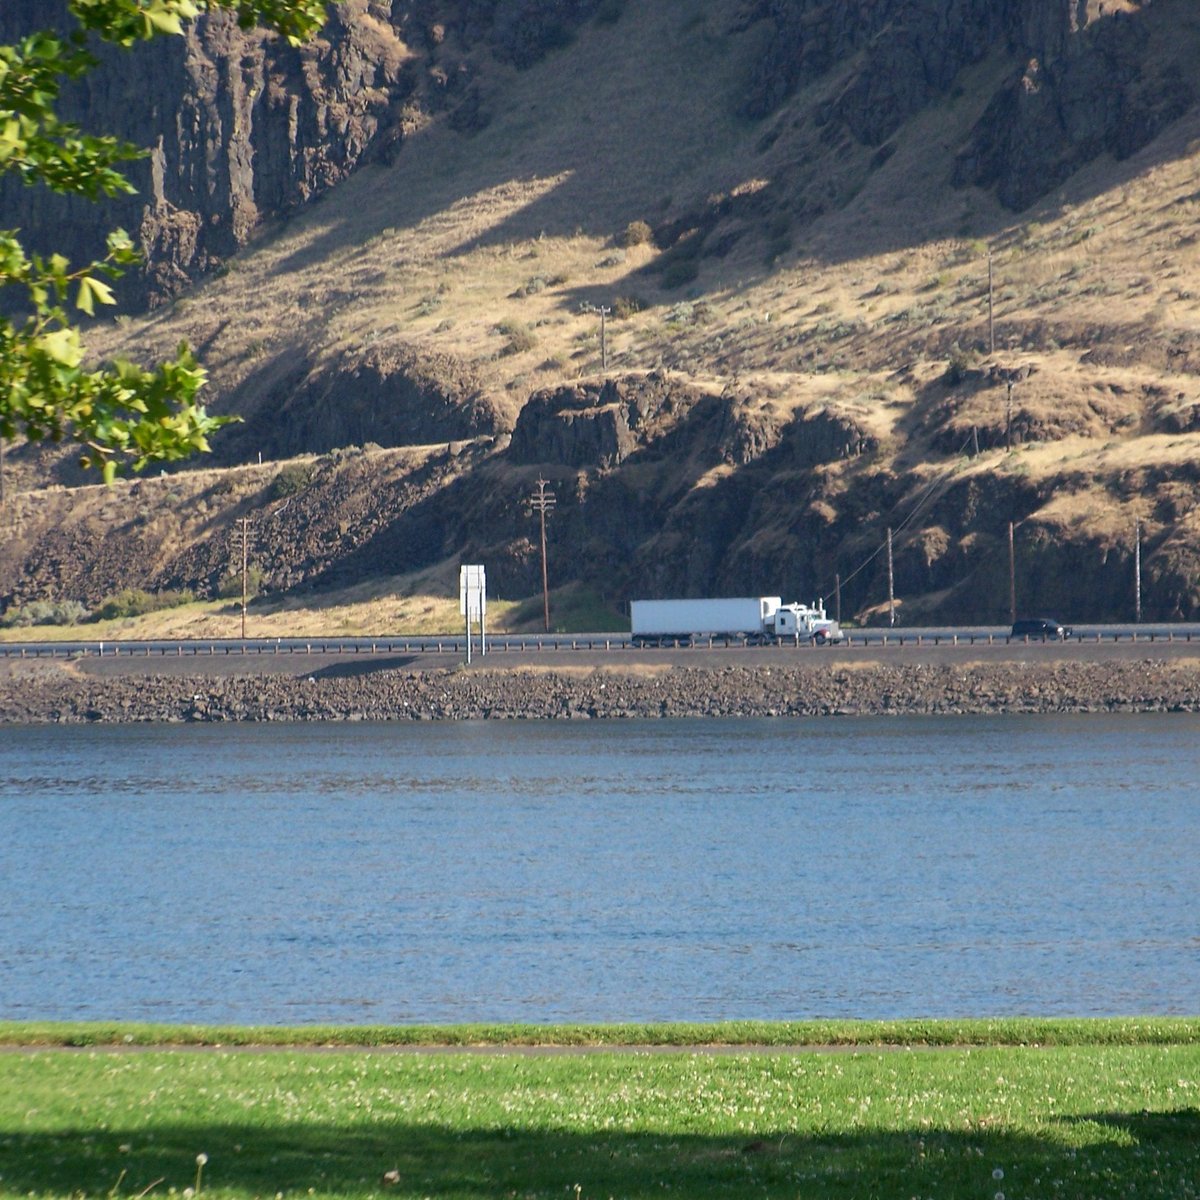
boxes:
[993,1167,1004,1180]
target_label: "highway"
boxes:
[4,624,1200,677]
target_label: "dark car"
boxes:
[1011,617,1072,640]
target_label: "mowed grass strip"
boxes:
[3,1017,1200,1048]
[2,1029,1200,1200]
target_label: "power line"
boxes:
[817,430,977,601]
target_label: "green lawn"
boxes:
[2,1022,1199,1199]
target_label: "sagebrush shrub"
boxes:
[621,220,653,248]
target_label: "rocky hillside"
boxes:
[2,0,1200,629]
[0,0,613,305]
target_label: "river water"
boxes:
[1,715,1197,1024]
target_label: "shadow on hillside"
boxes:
[300,457,539,598]
[292,382,768,600]
[290,381,899,606]
[3,1108,1198,1199]
[263,0,1195,306]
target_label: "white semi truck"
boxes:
[629,596,843,647]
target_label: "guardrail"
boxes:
[1,629,1196,658]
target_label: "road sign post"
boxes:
[459,564,487,664]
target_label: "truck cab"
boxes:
[771,602,843,644]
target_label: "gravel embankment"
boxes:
[4,659,1200,722]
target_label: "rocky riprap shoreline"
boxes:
[4,659,1200,723]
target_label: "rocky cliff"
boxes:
[16,365,1195,624]
[5,0,1191,304]
[0,0,610,304]
[746,0,1194,211]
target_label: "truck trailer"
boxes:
[629,596,843,647]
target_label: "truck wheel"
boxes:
[814,631,828,645]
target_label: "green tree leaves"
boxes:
[71,1,332,49]
[0,0,334,478]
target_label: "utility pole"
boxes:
[1134,517,1142,624]
[1008,520,1016,625]
[988,249,995,356]
[1006,379,1014,453]
[886,527,895,627]
[530,477,556,632]
[582,303,612,371]
[236,517,252,639]
[834,572,841,625]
